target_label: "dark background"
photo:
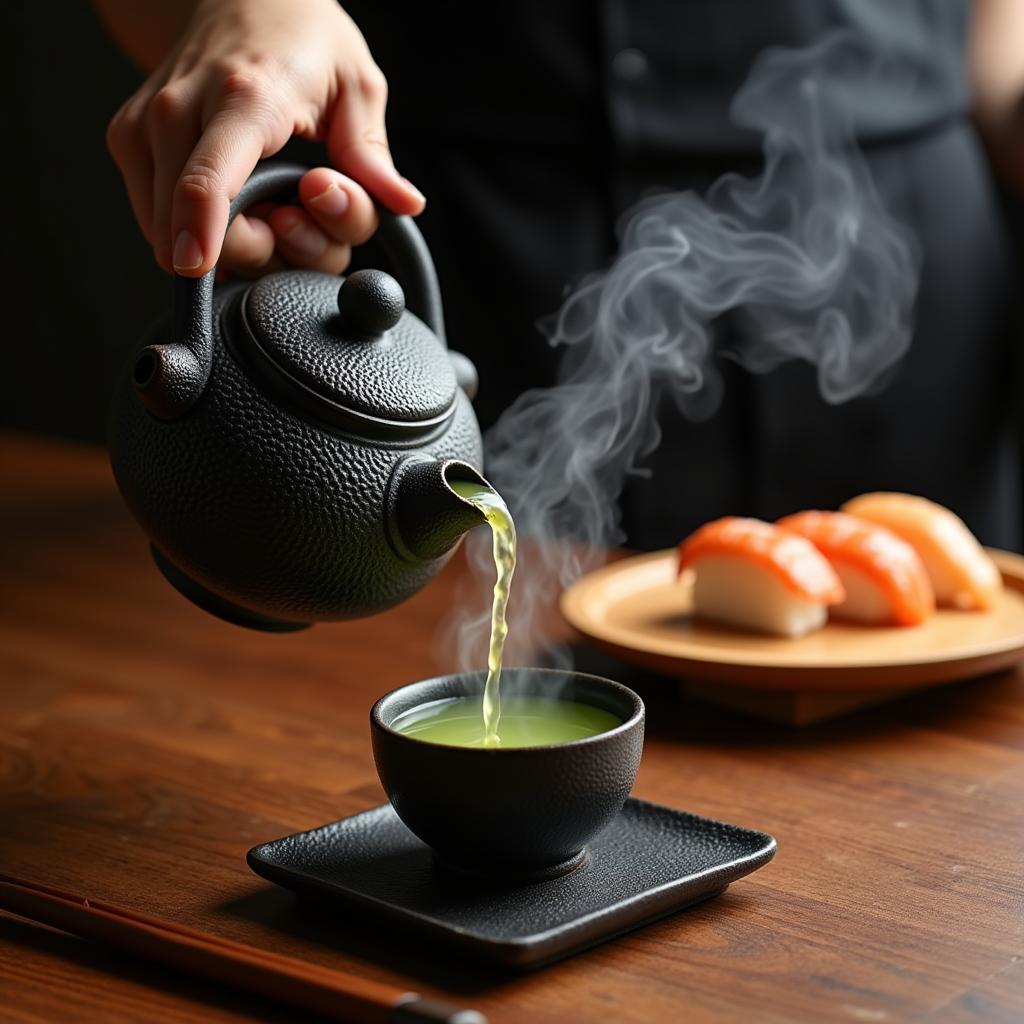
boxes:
[8,0,163,443]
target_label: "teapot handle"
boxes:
[217,162,446,337]
[154,162,446,419]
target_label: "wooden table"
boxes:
[1,432,1022,1023]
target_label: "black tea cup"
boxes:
[371,668,645,881]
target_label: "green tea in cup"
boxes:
[391,694,621,748]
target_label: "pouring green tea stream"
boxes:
[446,480,516,746]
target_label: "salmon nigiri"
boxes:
[778,510,934,626]
[841,493,1002,611]
[678,517,844,637]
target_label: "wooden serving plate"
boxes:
[560,548,1024,724]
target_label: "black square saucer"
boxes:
[247,798,775,969]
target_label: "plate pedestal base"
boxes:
[682,680,926,726]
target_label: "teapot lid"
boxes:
[239,269,457,434]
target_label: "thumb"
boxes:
[325,75,425,216]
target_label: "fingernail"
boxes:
[400,177,426,205]
[282,219,328,257]
[172,230,203,271]
[310,183,350,217]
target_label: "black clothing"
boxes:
[347,0,1021,548]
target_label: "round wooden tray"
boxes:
[560,548,1024,692]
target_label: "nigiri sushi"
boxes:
[778,510,934,626]
[678,517,844,637]
[841,493,1002,611]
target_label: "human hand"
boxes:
[970,0,1024,192]
[104,0,424,278]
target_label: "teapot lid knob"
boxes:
[337,270,405,338]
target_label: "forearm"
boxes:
[93,0,202,72]
[969,0,1024,188]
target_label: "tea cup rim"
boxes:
[370,667,644,753]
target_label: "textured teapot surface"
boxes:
[108,162,484,631]
[241,269,458,429]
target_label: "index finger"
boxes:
[170,105,283,276]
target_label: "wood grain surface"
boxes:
[1,432,1022,1023]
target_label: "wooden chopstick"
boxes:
[0,873,486,1023]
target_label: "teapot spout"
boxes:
[387,456,488,562]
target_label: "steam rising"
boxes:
[447,31,922,670]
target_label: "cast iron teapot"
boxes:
[109,162,486,632]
